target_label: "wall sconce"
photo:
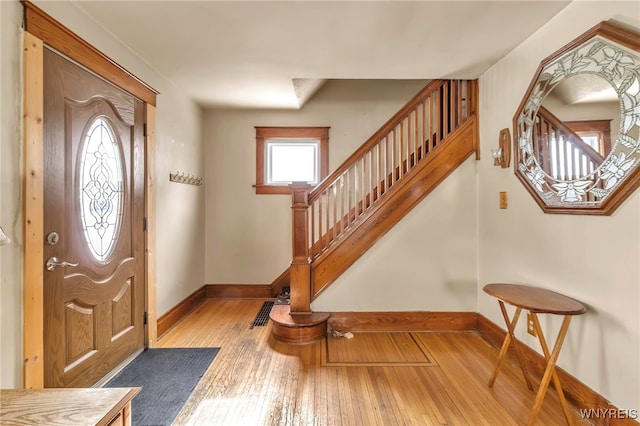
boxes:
[492,128,511,168]
[0,226,11,246]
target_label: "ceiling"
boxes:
[552,74,619,104]
[60,1,571,109]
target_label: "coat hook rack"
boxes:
[169,171,203,186]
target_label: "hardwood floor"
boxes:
[158,299,589,425]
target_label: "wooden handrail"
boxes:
[536,106,605,165]
[534,106,604,178]
[310,79,449,201]
[287,79,478,312]
[307,80,474,253]
[311,116,478,297]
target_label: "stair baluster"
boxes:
[284,79,478,315]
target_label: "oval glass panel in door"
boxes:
[79,117,124,262]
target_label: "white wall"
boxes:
[478,1,640,411]
[312,156,478,312]
[1,0,25,389]
[0,0,205,388]
[204,80,429,285]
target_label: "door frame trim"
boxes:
[22,1,157,107]
[22,2,158,389]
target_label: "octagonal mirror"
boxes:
[513,21,640,215]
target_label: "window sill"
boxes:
[253,184,296,195]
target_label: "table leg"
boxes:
[527,315,574,426]
[488,302,533,391]
[123,401,132,426]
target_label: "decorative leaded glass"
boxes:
[515,35,640,208]
[79,117,124,262]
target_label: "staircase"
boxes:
[534,106,606,190]
[270,79,480,343]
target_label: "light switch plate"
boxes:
[499,192,507,209]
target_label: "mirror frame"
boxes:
[513,21,640,215]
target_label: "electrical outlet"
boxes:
[527,313,536,336]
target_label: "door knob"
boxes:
[46,257,79,271]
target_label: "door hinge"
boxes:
[143,217,147,231]
[144,311,148,325]
[143,123,148,137]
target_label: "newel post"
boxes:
[289,182,312,314]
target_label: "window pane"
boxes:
[267,140,318,184]
[579,134,600,151]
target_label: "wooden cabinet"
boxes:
[0,387,140,426]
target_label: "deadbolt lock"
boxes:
[46,232,60,245]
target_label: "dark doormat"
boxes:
[105,347,219,426]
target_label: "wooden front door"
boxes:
[43,48,146,388]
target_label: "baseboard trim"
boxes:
[206,284,273,298]
[269,269,290,298]
[157,286,207,337]
[477,314,638,426]
[328,311,478,332]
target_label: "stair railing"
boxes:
[534,106,605,181]
[309,80,474,257]
[289,80,477,313]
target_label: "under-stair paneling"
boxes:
[476,0,640,414]
[312,156,478,313]
[204,80,428,286]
